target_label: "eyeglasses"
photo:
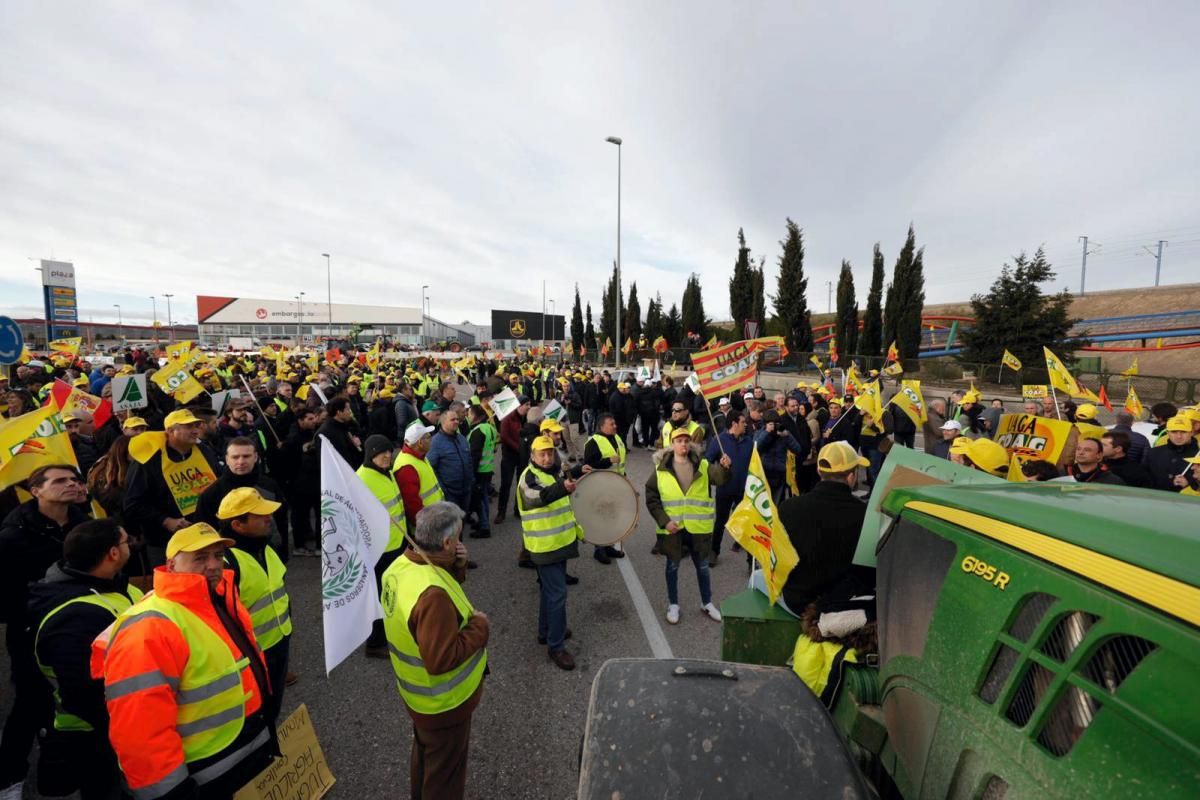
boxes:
[672,407,686,413]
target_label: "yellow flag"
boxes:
[165,341,195,361]
[1007,453,1027,483]
[622,337,633,355]
[1120,358,1139,378]
[886,341,900,362]
[48,337,82,358]
[366,340,382,371]
[296,384,310,401]
[882,361,904,377]
[726,444,800,604]
[890,379,928,426]
[1043,346,1089,399]
[0,406,78,490]
[845,365,865,394]
[1123,384,1144,418]
[853,380,884,421]
[151,350,206,403]
[1002,349,1023,371]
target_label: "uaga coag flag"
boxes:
[690,336,786,397]
[320,437,389,673]
[725,443,799,604]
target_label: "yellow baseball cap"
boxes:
[966,438,1009,477]
[1184,407,1200,423]
[531,435,556,451]
[1165,415,1193,432]
[164,409,203,427]
[1074,403,1098,420]
[217,487,282,519]
[816,441,869,472]
[539,418,564,433]
[122,416,148,430]
[949,437,973,455]
[166,522,234,559]
[669,426,693,441]
[72,376,89,388]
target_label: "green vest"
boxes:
[654,458,715,535]
[228,547,292,650]
[394,451,445,507]
[381,557,487,715]
[517,464,583,553]
[36,586,144,732]
[470,423,498,473]
[107,594,255,763]
[661,419,703,448]
[589,434,626,475]
[357,464,408,551]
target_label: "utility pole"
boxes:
[1143,240,1168,286]
[163,293,175,342]
[1078,236,1102,296]
[322,253,332,344]
[149,296,159,345]
[606,136,622,366]
[113,304,123,345]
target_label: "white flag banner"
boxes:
[489,386,520,421]
[685,372,701,394]
[319,436,389,674]
[541,398,566,422]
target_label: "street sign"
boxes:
[0,316,24,366]
[111,374,149,411]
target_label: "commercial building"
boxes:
[489,309,565,351]
[196,296,475,348]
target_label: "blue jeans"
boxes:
[535,561,569,651]
[665,534,712,606]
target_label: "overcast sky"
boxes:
[3,1,1198,329]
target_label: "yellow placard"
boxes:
[1021,384,1048,399]
[993,413,1078,467]
[235,704,335,800]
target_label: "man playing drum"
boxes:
[645,428,731,625]
[583,413,628,565]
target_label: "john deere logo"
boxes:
[509,319,527,337]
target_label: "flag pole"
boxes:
[696,384,728,459]
[1048,384,1062,420]
[239,374,284,446]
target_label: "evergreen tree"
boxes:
[771,218,813,353]
[681,274,708,340]
[624,282,642,342]
[835,260,858,357]
[958,248,1082,383]
[570,285,584,350]
[644,294,663,342]
[663,303,682,346]
[585,302,596,350]
[860,243,885,358]
[886,224,926,361]
[598,262,625,344]
[729,228,754,337]
[751,257,766,335]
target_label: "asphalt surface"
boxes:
[0,428,752,800]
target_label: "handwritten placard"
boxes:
[235,704,335,800]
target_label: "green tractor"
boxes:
[578,452,1200,798]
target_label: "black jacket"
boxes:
[1103,457,1153,489]
[195,465,289,541]
[1065,464,1126,485]
[608,390,636,426]
[0,500,89,648]
[393,396,419,440]
[123,441,219,547]
[368,399,398,443]
[1145,440,1200,491]
[779,480,867,613]
[27,563,140,734]
[316,417,361,469]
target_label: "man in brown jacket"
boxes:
[381,502,489,800]
[923,399,947,455]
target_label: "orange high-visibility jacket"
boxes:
[93,567,268,798]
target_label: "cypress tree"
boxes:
[729,228,754,337]
[751,257,766,335]
[771,218,813,353]
[663,303,682,346]
[570,285,584,350]
[681,274,708,340]
[861,243,885,357]
[887,224,925,361]
[599,262,625,344]
[624,282,642,342]
[585,302,596,350]
[835,260,858,357]
[644,294,663,341]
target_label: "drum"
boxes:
[571,470,640,546]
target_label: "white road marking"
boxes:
[616,555,674,660]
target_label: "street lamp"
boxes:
[163,294,175,343]
[113,304,123,345]
[549,299,556,345]
[421,285,429,347]
[321,253,332,342]
[606,135,622,366]
[149,296,159,344]
[296,292,306,346]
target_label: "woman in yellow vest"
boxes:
[381,502,488,800]
[518,435,589,670]
[645,428,730,625]
[217,487,293,727]
[357,435,409,658]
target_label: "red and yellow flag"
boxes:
[886,340,900,363]
[621,337,633,355]
[690,337,782,397]
[0,406,78,491]
[652,336,668,354]
[1123,384,1143,418]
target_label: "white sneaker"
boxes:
[666,604,680,624]
[701,603,722,622]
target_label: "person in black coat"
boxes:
[195,437,290,558]
[634,381,662,448]
[608,383,637,446]
[316,397,363,469]
[1101,430,1153,488]
[367,390,399,443]
[1144,418,1199,491]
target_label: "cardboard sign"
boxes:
[1022,384,1048,399]
[541,398,567,422]
[993,413,1078,467]
[235,704,335,800]
[111,374,149,411]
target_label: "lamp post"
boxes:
[296,292,306,346]
[421,284,429,347]
[606,135,622,366]
[163,294,175,343]
[113,304,123,345]
[149,296,159,344]
[321,253,332,343]
[549,299,556,346]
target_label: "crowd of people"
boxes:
[1,343,1198,799]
